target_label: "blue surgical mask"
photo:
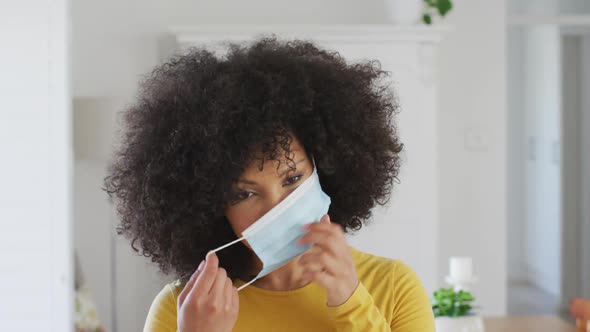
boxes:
[210,158,331,290]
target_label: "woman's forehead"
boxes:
[242,134,308,172]
[243,148,308,176]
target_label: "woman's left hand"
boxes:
[298,214,359,306]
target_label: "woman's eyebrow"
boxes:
[278,158,306,177]
[237,178,258,185]
[238,158,307,184]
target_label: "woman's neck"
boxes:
[252,256,312,291]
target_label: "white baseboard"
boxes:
[522,262,560,297]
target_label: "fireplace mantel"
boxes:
[170,24,450,46]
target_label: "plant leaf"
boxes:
[458,290,475,302]
[458,304,472,316]
[437,0,453,16]
[432,287,475,317]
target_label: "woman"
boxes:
[105,37,435,332]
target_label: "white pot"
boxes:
[435,316,485,332]
[384,0,424,25]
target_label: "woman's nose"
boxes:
[260,188,290,216]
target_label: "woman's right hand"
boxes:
[177,252,239,332]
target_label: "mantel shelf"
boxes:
[169,24,452,45]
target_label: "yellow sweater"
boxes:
[144,248,435,332]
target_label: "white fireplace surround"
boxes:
[166,24,449,294]
[171,24,448,44]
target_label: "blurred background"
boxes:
[1,0,589,331]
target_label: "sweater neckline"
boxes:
[234,278,321,297]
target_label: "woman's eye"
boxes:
[285,174,303,186]
[233,191,253,202]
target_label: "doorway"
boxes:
[506,24,590,318]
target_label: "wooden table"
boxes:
[484,315,577,332]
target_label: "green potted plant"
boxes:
[422,0,453,25]
[432,287,484,332]
[385,0,453,25]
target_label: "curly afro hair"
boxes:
[104,36,403,281]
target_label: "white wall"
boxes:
[72,0,390,98]
[559,0,590,14]
[436,0,507,315]
[507,24,563,299]
[73,0,509,327]
[506,21,564,298]
[507,0,590,304]
[582,35,590,299]
[509,0,590,15]
[561,34,583,306]
[506,0,561,303]
[0,1,73,330]
[72,99,122,331]
[507,26,526,283]
[73,98,174,332]
[73,159,113,330]
[523,26,562,297]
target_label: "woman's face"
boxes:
[224,137,313,238]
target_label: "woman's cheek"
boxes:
[226,206,260,235]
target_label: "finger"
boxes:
[304,219,342,235]
[300,259,324,275]
[178,260,205,306]
[299,251,337,275]
[303,268,335,288]
[302,262,328,276]
[298,229,333,245]
[298,230,344,255]
[306,214,332,227]
[210,267,228,301]
[231,286,239,312]
[224,277,234,309]
[303,218,344,238]
[299,250,332,265]
[192,252,219,295]
[300,214,331,232]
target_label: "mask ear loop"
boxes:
[207,236,258,291]
[208,236,245,257]
[237,277,258,291]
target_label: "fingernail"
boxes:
[197,260,205,271]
